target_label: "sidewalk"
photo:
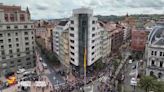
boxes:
[2,85,17,92]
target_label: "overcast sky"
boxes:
[1,0,164,19]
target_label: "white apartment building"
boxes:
[53,21,69,55]
[146,26,164,81]
[99,22,111,63]
[0,4,35,74]
[69,8,101,74]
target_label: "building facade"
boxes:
[99,22,111,63]
[69,8,102,75]
[52,20,70,68]
[146,26,164,81]
[59,29,69,68]
[0,4,35,74]
[131,29,148,52]
[111,27,124,54]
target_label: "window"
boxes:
[92,27,95,31]
[160,61,163,68]
[17,59,21,63]
[16,43,19,47]
[24,25,27,28]
[71,52,74,55]
[8,39,11,42]
[0,34,3,37]
[92,21,95,24]
[70,33,74,37]
[1,50,5,55]
[20,14,25,21]
[160,52,162,56]
[10,14,14,21]
[14,25,18,29]
[32,36,34,39]
[15,32,18,36]
[7,26,10,29]
[10,61,14,64]
[70,46,74,49]
[92,46,95,49]
[8,33,11,36]
[25,42,29,45]
[2,56,6,59]
[151,60,155,66]
[26,58,30,61]
[9,50,12,53]
[92,40,95,43]
[17,54,20,56]
[154,51,157,56]
[158,73,162,78]
[1,45,4,49]
[71,20,74,24]
[9,44,12,48]
[26,47,29,51]
[70,27,74,30]
[92,34,95,37]
[32,46,35,50]
[92,52,94,55]
[25,37,29,40]
[32,41,34,44]
[151,51,154,55]
[92,58,94,61]
[70,40,74,43]
[31,31,33,34]
[16,38,19,41]
[24,32,28,35]
[10,55,13,58]
[0,40,3,43]
[5,14,8,22]
[27,62,31,65]
[26,52,30,55]
[17,49,20,52]
[71,58,74,61]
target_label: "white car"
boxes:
[17,68,26,74]
[130,77,137,86]
[23,71,33,76]
[39,57,43,61]
[42,62,48,69]
[129,60,133,64]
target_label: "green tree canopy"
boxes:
[138,76,156,92]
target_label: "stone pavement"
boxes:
[30,75,53,92]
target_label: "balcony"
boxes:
[147,65,164,71]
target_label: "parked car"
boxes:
[128,59,133,64]
[130,77,137,86]
[23,71,34,77]
[17,68,26,74]
[39,57,43,61]
[42,62,48,69]
[132,65,136,69]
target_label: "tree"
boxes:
[112,59,119,71]
[153,81,164,92]
[94,61,104,70]
[138,76,158,92]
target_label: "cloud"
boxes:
[0,0,164,19]
[34,3,49,10]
